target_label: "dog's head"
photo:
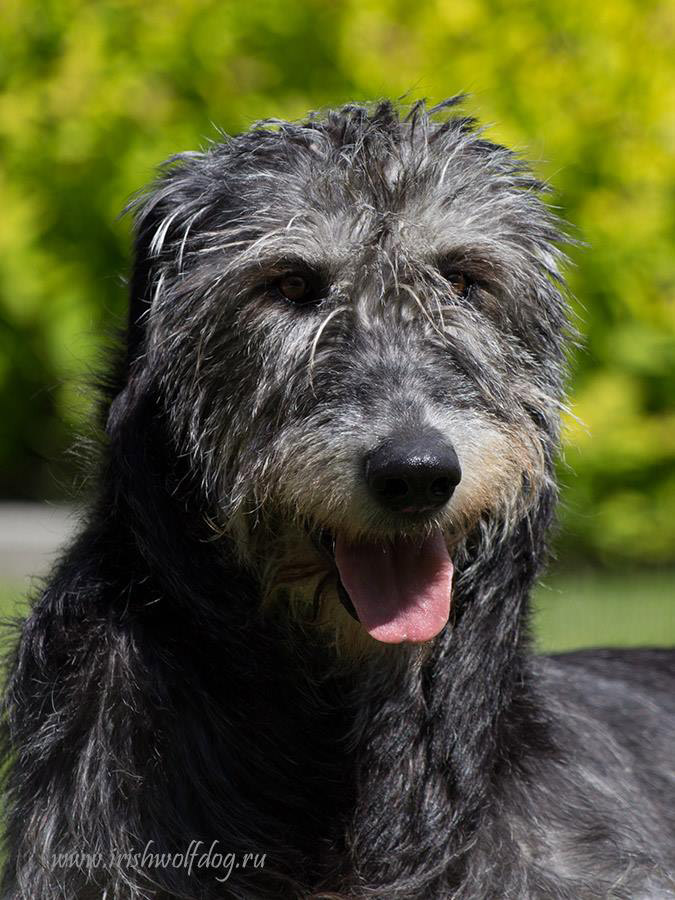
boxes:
[115,99,569,648]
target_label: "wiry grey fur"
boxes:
[2,98,674,899]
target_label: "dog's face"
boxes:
[127,101,568,647]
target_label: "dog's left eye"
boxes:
[443,270,472,299]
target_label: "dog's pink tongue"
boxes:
[335,531,453,643]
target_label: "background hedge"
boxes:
[1,0,674,566]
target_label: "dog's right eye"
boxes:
[277,273,319,306]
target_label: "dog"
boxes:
[2,98,674,899]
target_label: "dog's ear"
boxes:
[126,202,161,373]
[106,198,164,436]
[108,159,200,436]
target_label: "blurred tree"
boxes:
[0,0,673,564]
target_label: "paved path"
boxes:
[0,504,77,581]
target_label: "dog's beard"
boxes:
[225,415,545,648]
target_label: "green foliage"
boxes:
[1,0,674,563]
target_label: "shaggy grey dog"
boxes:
[2,98,674,900]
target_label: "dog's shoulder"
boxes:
[538,646,675,702]
[532,646,675,765]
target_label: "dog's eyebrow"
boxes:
[248,254,335,280]
[433,248,507,283]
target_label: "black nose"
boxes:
[365,431,462,514]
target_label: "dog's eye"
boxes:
[277,273,317,305]
[443,270,472,299]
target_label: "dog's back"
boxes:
[471,649,675,899]
[460,650,675,897]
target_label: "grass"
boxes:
[0,582,29,622]
[0,582,27,625]
[533,568,675,652]
[0,571,673,654]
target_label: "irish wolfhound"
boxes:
[2,99,674,899]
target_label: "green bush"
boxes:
[1,0,673,564]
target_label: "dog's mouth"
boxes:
[319,530,454,644]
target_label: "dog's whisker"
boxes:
[307,306,349,395]
[399,282,447,342]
